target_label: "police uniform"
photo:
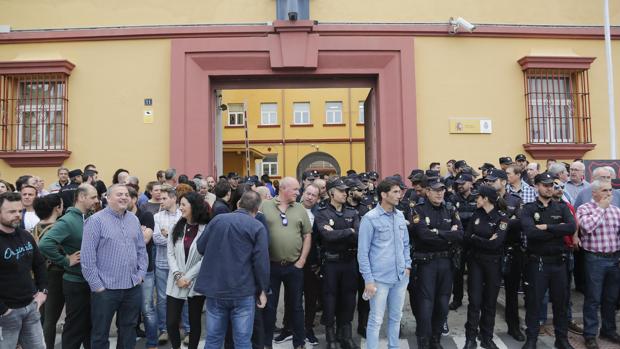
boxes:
[315,178,360,349]
[449,174,478,309]
[520,173,576,349]
[463,186,509,349]
[411,178,463,349]
[502,193,526,340]
[59,169,83,212]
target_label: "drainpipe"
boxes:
[604,0,616,158]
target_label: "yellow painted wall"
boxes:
[1,0,617,30]
[0,40,172,187]
[413,36,620,173]
[221,88,368,177]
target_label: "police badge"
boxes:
[409,202,415,208]
[499,222,508,230]
[413,215,420,224]
[534,212,540,222]
[329,219,334,226]
[425,217,431,225]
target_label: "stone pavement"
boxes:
[54,285,620,348]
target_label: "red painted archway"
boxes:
[170,20,417,178]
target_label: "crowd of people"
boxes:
[0,154,618,349]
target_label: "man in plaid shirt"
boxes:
[506,165,537,204]
[577,179,620,349]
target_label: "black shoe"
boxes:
[554,337,575,349]
[449,301,462,311]
[136,327,146,338]
[274,329,293,344]
[568,320,583,335]
[325,326,338,349]
[600,332,620,344]
[305,329,319,346]
[521,338,536,349]
[508,327,526,342]
[441,321,449,336]
[430,336,444,349]
[463,338,477,349]
[584,338,598,349]
[399,323,406,338]
[480,338,499,349]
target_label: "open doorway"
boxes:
[217,87,371,181]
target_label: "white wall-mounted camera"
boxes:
[449,17,476,34]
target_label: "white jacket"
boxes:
[166,224,206,299]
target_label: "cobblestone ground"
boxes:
[54,286,620,349]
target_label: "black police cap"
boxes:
[455,173,474,183]
[408,169,424,180]
[428,177,446,190]
[344,177,367,190]
[534,172,556,184]
[69,169,83,178]
[515,154,527,162]
[478,185,499,203]
[326,178,348,191]
[368,171,379,180]
[485,168,507,181]
[454,160,468,169]
[478,162,495,171]
[499,157,513,165]
[227,172,240,179]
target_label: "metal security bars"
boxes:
[0,73,69,151]
[523,68,592,144]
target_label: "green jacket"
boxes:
[38,207,86,283]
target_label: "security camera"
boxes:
[449,17,476,34]
[287,0,299,21]
[288,11,298,21]
[219,104,228,111]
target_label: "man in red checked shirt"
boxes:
[577,180,620,349]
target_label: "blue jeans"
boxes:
[205,296,256,349]
[367,275,409,349]
[582,252,620,339]
[142,271,158,347]
[90,285,142,349]
[264,264,305,347]
[155,266,190,333]
[0,302,45,349]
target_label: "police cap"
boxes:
[515,154,527,162]
[499,157,513,165]
[478,185,499,203]
[344,177,367,190]
[227,172,240,179]
[455,173,474,183]
[408,169,424,180]
[478,162,495,171]
[359,172,370,182]
[303,171,317,180]
[69,169,83,178]
[485,168,507,181]
[428,177,446,190]
[326,177,349,191]
[534,172,556,185]
[426,170,440,178]
[454,160,468,169]
[368,171,379,180]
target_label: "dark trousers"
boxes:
[166,295,206,349]
[62,280,91,349]
[503,248,525,330]
[90,285,142,349]
[321,260,358,327]
[573,249,586,293]
[525,258,568,340]
[278,263,321,332]
[264,263,305,347]
[451,247,467,303]
[465,255,502,340]
[42,267,65,349]
[413,257,453,339]
[357,272,370,330]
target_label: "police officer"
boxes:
[520,172,577,349]
[59,168,83,211]
[315,177,360,349]
[449,173,478,310]
[484,168,526,341]
[463,185,509,349]
[411,177,463,349]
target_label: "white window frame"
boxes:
[262,155,278,176]
[17,80,65,150]
[527,76,574,143]
[293,102,311,125]
[325,101,343,124]
[227,104,245,126]
[260,103,278,125]
[358,101,364,123]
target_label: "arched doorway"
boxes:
[296,152,341,180]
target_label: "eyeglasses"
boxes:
[280,213,288,226]
[554,184,565,190]
[570,168,583,172]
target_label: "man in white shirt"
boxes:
[20,185,40,232]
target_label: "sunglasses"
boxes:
[280,213,288,226]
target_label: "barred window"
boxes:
[1,73,69,151]
[519,57,595,145]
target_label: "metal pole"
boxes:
[243,101,251,177]
[604,0,616,158]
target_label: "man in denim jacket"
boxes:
[358,178,412,349]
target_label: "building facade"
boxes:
[0,0,619,185]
